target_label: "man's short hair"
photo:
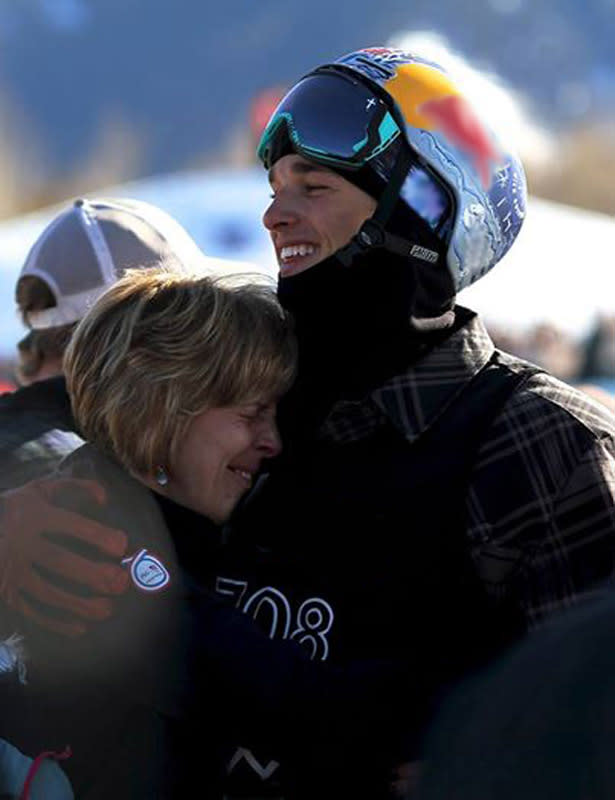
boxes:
[64,267,296,477]
[15,276,76,383]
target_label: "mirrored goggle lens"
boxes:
[257,72,401,169]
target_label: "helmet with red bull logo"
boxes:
[258,47,526,300]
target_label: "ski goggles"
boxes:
[257,69,403,171]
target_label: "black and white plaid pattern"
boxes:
[320,313,615,629]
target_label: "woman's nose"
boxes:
[256,418,282,458]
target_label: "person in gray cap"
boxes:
[0,196,208,491]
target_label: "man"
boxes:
[0,196,210,491]
[252,46,615,628]
[1,48,615,797]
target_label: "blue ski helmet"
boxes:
[258,47,527,293]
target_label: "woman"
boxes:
[65,266,293,525]
[0,266,296,799]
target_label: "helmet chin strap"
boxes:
[335,144,443,270]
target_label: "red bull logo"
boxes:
[418,95,500,190]
[384,63,501,190]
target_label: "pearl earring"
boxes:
[155,466,169,487]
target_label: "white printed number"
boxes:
[215,577,334,661]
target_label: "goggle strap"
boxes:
[372,141,414,226]
[336,218,441,268]
[380,228,441,266]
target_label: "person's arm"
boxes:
[0,478,129,636]
[0,481,426,792]
[175,584,430,796]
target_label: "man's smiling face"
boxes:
[263,154,377,277]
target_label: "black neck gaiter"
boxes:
[277,247,452,445]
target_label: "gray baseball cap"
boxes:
[17,197,209,329]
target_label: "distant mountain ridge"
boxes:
[1,0,614,181]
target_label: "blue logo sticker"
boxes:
[122,548,170,592]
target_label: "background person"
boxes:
[0,196,210,492]
[579,315,615,382]
[417,592,615,800]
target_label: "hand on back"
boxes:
[0,477,129,636]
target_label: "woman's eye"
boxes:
[239,408,261,423]
[305,184,328,193]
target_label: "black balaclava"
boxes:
[276,151,459,444]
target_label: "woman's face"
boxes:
[166,400,282,523]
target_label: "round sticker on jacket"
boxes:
[122,548,170,592]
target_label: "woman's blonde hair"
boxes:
[64,267,296,477]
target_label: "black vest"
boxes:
[234,351,542,732]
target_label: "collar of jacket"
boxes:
[320,307,495,445]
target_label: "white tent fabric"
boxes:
[1,166,613,358]
[459,197,615,339]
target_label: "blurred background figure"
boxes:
[0,197,209,490]
[13,197,206,385]
[417,593,615,800]
[522,322,581,382]
[576,314,615,412]
[580,315,615,382]
[487,316,615,412]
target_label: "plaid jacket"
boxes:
[319,309,615,629]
